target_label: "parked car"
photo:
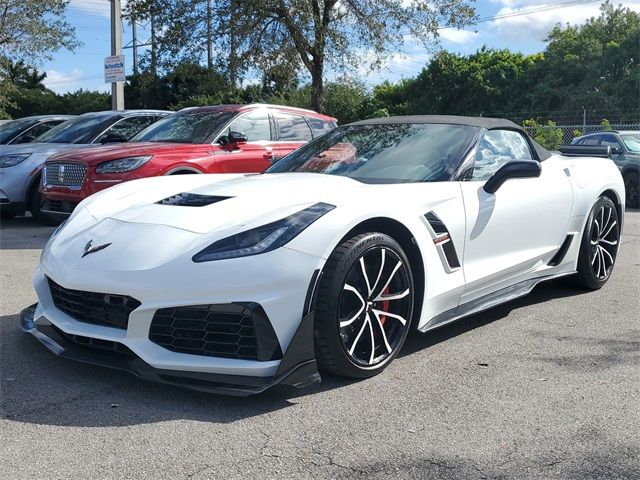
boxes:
[571,130,640,207]
[0,115,75,145]
[0,110,170,220]
[39,104,337,219]
[22,115,624,395]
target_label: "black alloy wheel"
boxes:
[314,233,414,378]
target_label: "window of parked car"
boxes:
[36,113,120,144]
[305,116,335,138]
[275,113,313,141]
[94,115,159,143]
[133,111,234,144]
[599,133,622,150]
[576,136,601,145]
[471,129,533,181]
[621,133,640,153]
[224,111,271,141]
[11,120,65,144]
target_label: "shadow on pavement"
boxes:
[0,280,597,429]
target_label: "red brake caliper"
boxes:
[379,287,390,325]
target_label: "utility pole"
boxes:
[150,11,157,75]
[207,0,213,69]
[110,0,125,110]
[132,16,138,75]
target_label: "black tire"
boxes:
[314,232,414,378]
[570,196,620,290]
[28,182,61,226]
[624,172,639,208]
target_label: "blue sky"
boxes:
[42,0,639,93]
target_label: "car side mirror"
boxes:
[228,131,248,145]
[610,146,622,155]
[100,133,127,144]
[483,160,541,194]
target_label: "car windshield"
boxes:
[621,133,640,153]
[0,118,36,143]
[35,114,117,144]
[267,123,478,183]
[132,111,234,143]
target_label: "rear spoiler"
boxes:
[558,145,619,158]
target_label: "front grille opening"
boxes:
[47,277,141,330]
[156,193,231,207]
[44,162,87,189]
[149,304,259,360]
[52,325,136,357]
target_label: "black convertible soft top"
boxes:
[350,115,551,160]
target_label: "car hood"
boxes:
[48,142,204,164]
[0,142,93,156]
[71,173,364,234]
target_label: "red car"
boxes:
[40,104,337,217]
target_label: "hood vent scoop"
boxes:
[156,192,232,207]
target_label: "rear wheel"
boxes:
[314,233,414,378]
[624,172,639,208]
[571,196,620,290]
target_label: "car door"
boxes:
[210,110,275,173]
[599,133,626,169]
[273,112,314,160]
[458,129,573,303]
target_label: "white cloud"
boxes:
[438,28,481,44]
[490,1,640,42]
[68,0,111,18]
[44,69,108,94]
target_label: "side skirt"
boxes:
[419,271,576,333]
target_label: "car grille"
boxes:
[52,325,136,357]
[149,304,259,360]
[44,162,87,189]
[47,277,141,329]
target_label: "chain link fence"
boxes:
[523,123,640,145]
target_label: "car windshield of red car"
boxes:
[132,111,234,144]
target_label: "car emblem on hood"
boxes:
[82,239,111,258]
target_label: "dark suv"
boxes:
[572,131,640,207]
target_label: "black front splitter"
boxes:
[20,304,321,397]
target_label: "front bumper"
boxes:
[21,303,320,396]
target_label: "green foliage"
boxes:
[522,119,564,150]
[6,88,110,117]
[600,119,613,131]
[528,1,639,119]
[0,0,79,62]
[572,129,583,138]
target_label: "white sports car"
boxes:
[21,116,625,395]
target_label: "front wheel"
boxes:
[313,233,414,378]
[571,196,620,290]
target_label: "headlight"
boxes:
[0,153,31,168]
[193,202,335,262]
[95,155,152,174]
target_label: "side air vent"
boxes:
[156,193,231,207]
[548,234,574,266]
[424,211,461,272]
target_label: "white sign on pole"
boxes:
[104,55,126,83]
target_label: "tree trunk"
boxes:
[311,63,324,113]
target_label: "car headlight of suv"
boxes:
[95,155,152,174]
[193,202,335,262]
[0,153,31,168]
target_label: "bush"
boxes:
[522,119,564,150]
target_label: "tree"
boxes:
[0,0,79,61]
[5,60,48,90]
[0,0,79,117]
[531,1,639,120]
[127,0,476,113]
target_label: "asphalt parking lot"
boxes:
[1,212,638,480]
